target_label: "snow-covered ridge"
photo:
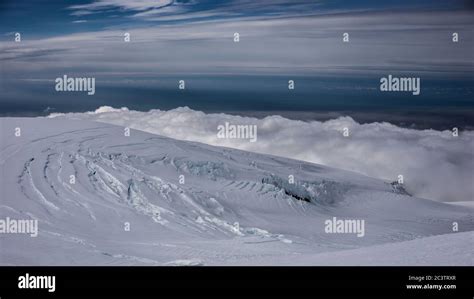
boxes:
[0,117,473,265]
[48,106,474,202]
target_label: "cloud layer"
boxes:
[49,106,474,202]
[69,0,174,16]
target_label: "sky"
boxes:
[0,0,473,128]
[0,0,469,36]
[0,1,473,202]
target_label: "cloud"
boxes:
[1,10,473,78]
[67,0,326,21]
[49,106,474,203]
[66,0,469,23]
[130,0,327,22]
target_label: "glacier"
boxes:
[0,117,473,265]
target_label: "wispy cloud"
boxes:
[1,10,473,78]
[65,0,470,23]
[67,0,324,20]
[0,12,474,79]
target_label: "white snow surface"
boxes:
[1,117,473,265]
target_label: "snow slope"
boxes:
[1,117,473,265]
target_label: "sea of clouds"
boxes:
[49,106,474,202]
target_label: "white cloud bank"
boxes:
[49,106,474,203]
